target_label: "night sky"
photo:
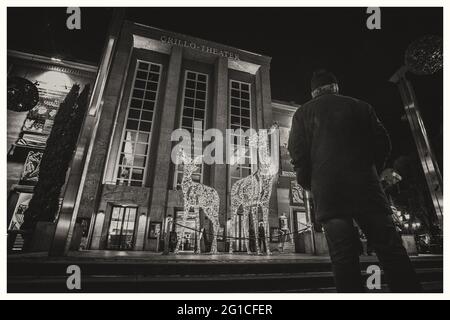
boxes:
[7,7,443,167]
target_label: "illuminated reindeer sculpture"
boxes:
[229,124,279,255]
[175,150,220,254]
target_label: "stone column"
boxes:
[259,65,274,128]
[134,211,148,250]
[50,23,133,256]
[254,68,264,130]
[211,57,228,236]
[90,211,105,250]
[257,65,279,226]
[145,46,183,251]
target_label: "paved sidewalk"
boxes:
[8,250,442,264]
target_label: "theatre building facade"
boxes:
[9,21,326,256]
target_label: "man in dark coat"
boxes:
[288,69,421,292]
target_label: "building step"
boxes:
[7,254,442,293]
[11,234,25,252]
[8,267,442,293]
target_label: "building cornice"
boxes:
[129,21,272,67]
[272,100,300,113]
[7,50,98,77]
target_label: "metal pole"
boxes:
[390,67,443,232]
[305,190,316,255]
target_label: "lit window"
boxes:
[116,61,162,187]
[174,70,208,188]
[229,80,253,189]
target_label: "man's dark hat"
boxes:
[311,69,338,92]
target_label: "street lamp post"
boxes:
[389,67,443,232]
[389,35,443,233]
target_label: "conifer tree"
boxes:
[22,84,90,237]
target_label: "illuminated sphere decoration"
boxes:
[405,35,443,75]
[7,77,40,112]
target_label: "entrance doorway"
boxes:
[293,209,308,253]
[234,214,244,251]
[107,206,137,250]
[233,212,257,252]
[175,210,198,252]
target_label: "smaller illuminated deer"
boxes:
[229,124,279,255]
[175,150,220,254]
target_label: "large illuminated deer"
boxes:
[229,124,279,255]
[175,150,220,254]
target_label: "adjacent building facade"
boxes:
[7,50,97,251]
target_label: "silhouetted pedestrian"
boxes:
[288,69,421,292]
[258,221,267,253]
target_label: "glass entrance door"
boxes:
[234,214,245,252]
[107,206,137,250]
[293,209,307,253]
[175,210,198,252]
[233,212,257,252]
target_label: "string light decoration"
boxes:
[229,124,279,255]
[175,150,220,254]
[405,35,443,75]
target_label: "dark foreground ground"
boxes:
[7,251,443,293]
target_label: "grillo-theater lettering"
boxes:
[160,36,240,60]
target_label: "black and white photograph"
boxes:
[2,1,448,304]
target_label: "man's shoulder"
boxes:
[337,94,372,109]
[300,94,370,106]
[293,98,316,117]
[294,94,372,118]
